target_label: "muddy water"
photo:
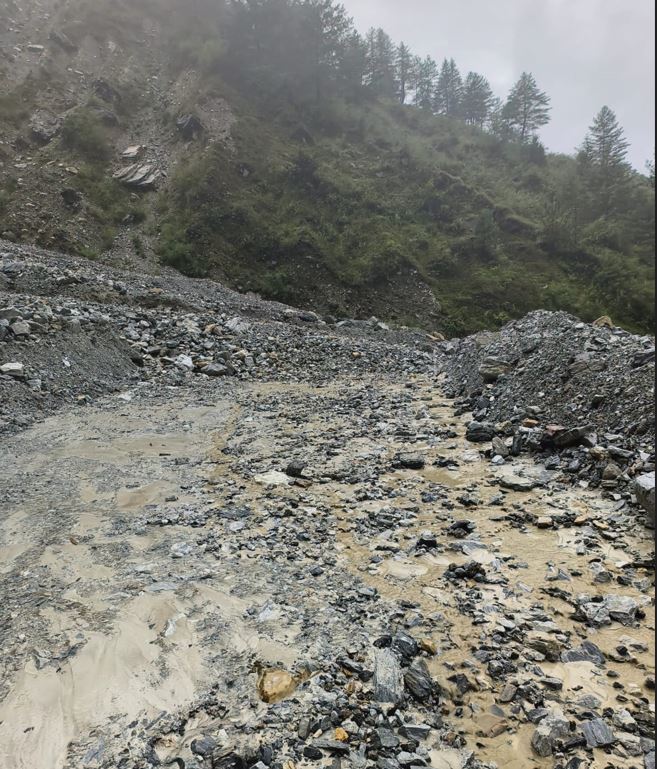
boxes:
[0,378,653,769]
[332,392,655,769]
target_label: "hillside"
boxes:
[0,0,654,335]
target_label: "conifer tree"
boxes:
[461,72,494,127]
[396,42,414,104]
[434,58,463,116]
[578,106,631,215]
[413,56,438,111]
[503,72,551,142]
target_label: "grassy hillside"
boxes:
[159,89,654,334]
[0,0,654,335]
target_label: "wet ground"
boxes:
[0,375,654,769]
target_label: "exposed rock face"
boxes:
[113,163,162,190]
[30,110,62,143]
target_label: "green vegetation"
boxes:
[61,109,112,163]
[152,0,654,334]
[1,0,652,333]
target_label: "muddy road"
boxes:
[0,375,654,769]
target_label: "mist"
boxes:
[344,0,655,170]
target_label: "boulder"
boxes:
[113,163,161,190]
[531,711,570,757]
[478,356,512,382]
[466,421,495,443]
[177,114,203,140]
[30,110,62,143]
[373,649,404,704]
[635,473,655,524]
[0,362,25,378]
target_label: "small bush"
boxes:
[61,110,111,163]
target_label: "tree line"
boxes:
[183,0,647,216]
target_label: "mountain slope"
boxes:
[0,0,654,335]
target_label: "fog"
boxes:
[344,0,655,170]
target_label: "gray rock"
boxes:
[374,649,404,704]
[635,473,655,524]
[531,711,570,757]
[646,750,655,769]
[30,110,62,143]
[404,660,437,703]
[581,718,616,748]
[1,362,25,378]
[478,356,513,382]
[191,736,217,757]
[204,363,231,377]
[466,421,495,442]
[113,163,161,190]
[554,425,595,448]
[10,320,30,336]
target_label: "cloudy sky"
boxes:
[343,0,655,170]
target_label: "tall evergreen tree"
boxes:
[396,42,414,104]
[339,30,368,94]
[301,0,353,101]
[434,58,463,116]
[503,72,551,142]
[578,106,631,215]
[412,55,438,111]
[461,72,494,127]
[365,27,397,98]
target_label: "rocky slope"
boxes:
[1,0,654,333]
[0,241,655,769]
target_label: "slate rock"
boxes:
[581,719,616,748]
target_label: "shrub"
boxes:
[61,110,111,163]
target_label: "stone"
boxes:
[113,163,161,190]
[257,669,298,703]
[492,436,509,458]
[204,363,231,377]
[404,660,437,703]
[121,145,146,160]
[254,471,290,486]
[177,114,203,140]
[30,110,62,143]
[10,320,30,336]
[531,711,571,757]
[0,362,25,378]
[561,641,605,666]
[478,356,513,382]
[374,649,404,704]
[429,750,474,769]
[635,473,655,523]
[394,453,426,470]
[554,426,595,448]
[602,463,623,480]
[466,421,495,443]
[581,719,616,748]
[191,737,217,757]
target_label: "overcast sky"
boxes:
[344,0,655,170]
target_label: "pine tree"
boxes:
[396,42,414,104]
[365,27,397,98]
[461,72,494,128]
[412,55,438,111]
[578,106,631,215]
[503,72,551,142]
[434,58,463,117]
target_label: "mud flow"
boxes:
[0,376,653,769]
